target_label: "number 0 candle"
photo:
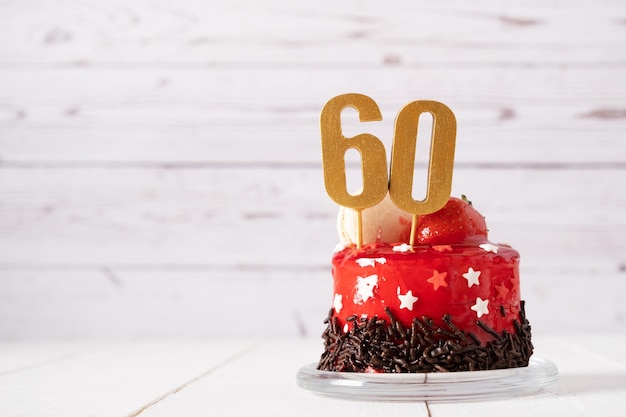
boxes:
[389,100,457,246]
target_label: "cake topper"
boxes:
[320,94,457,248]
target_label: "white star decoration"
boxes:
[462,267,481,288]
[333,293,343,313]
[354,274,378,304]
[397,287,418,311]
[479,243,499,253]
[392,244,413,253]
[355,257,386,268]
[471,297,489,318]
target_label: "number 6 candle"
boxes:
[320,94,389,248]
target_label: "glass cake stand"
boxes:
[297,357,558,402]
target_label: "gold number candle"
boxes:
[320,94,388,248]
[389,100,457,246]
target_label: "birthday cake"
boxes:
[317,195,533,373]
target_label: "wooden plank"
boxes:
[0,0,625,66]
[1,128,625,166]
[521,270,626,336]
[0,266,623,339]
[136,340,431,417]
[0,341,254,417]
[0,268,331,339]
[430,335,626,417]
[0,341,101,375]
[1,68,625,163]
[559,335,626,368]
[0,167,623,268]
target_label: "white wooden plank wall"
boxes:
[0,0,625,339]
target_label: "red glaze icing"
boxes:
[331,242,520,344]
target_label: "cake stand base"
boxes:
[297,357,558,402]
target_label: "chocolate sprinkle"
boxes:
[318,301,533,373]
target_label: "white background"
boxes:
[1,0,625,339]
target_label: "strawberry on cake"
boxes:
[318,195,533,373]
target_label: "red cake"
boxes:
[318,196,533,373]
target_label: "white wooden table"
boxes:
[1,334,625,416]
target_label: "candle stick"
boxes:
[356,210,364,249]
